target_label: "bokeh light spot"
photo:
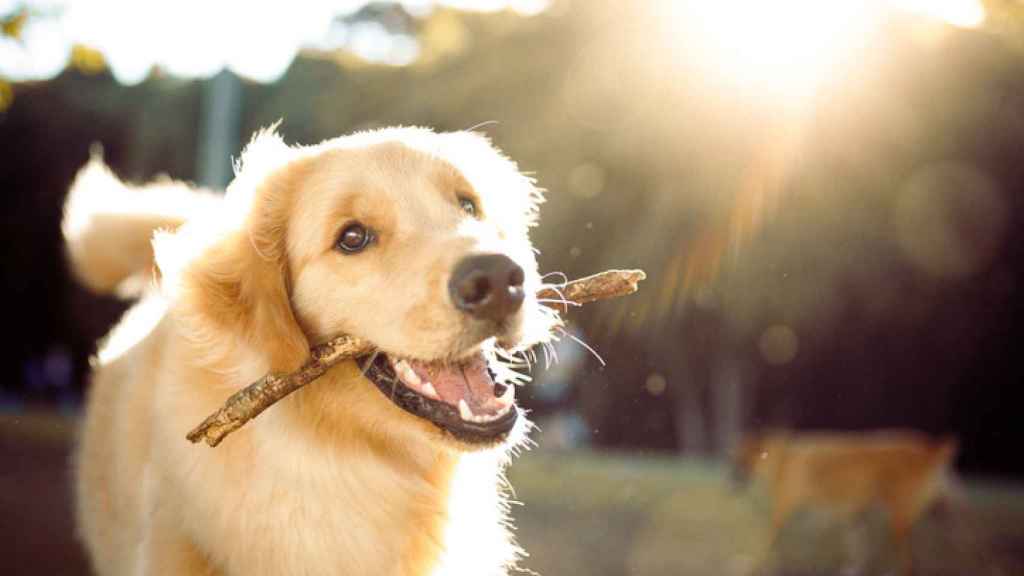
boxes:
[568,162,606,199]
[894,163,1006,280]
[645,373,667,396]
[759,324,799,365]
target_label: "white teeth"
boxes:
[458,399,475,421]
[404,368,422,386]
[394,360,421,386]
[496,383,515,407]
[392,357,512,421]
[421,382,439,400]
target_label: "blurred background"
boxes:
[2,0,1024,574]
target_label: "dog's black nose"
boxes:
[449,254,525,322]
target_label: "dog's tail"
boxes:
[62,152,220,296]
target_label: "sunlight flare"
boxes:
[663,0,986,105]
[665,0,880,104]
[891,0,986,28]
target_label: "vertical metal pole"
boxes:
[677,379,707,455]
[196,69,242,189]
[712,352,744,459]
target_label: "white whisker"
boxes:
[537,298,580,307]
[498,346,532,373]
[486,344,532,387]
[539,285,574,312]
[464,119,499,133]
[558,327,606,367]
[500,348,530,372]
[546,340,560,365]
[540,271,569,286]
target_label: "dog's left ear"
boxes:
[179,225,310,375]
[157,135,312,375]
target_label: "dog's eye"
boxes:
[457,196,477,217]
[336,223,372,253]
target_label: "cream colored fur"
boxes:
[66,127,559,576]
[62,154,220,296]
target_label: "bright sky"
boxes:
[0,0,986,87]
[0,0,549,84]
[665,0,986,105]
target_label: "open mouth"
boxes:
[357,352,518,444]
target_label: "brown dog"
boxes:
[734,429,958,574]
[64,127,561,575]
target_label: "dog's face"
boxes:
[287,137,545,361]
[286,132,558,446]
[163,128,560,451]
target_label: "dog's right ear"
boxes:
[156,128,312,375]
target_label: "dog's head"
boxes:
[158,127,560,451]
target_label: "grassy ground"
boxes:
[2,412,1022,576]
[508,450,1024,576]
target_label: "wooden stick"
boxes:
[187,269,645,446]
[186,336,374,446]
[535,269,646,306]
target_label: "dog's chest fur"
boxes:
[156,362,519,576]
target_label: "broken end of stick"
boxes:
[618,269,646,291]
[187,417,237,447]
[545,268,647,305]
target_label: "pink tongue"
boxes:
[408,356,501,414]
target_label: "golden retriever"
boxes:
[63,126,562,576]
[734,429,958,574]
